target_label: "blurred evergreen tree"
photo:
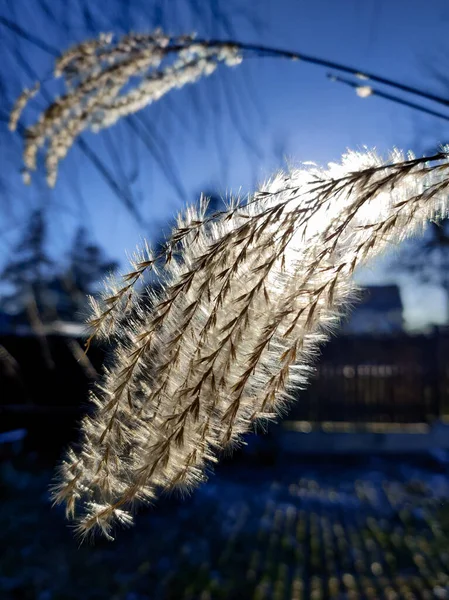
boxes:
[0,209,55,320]
[67,227,117,293]
[0,217,118,323]
[60,227,119,320]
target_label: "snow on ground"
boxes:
[1,454,448,599]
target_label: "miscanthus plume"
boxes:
[10,27,447,193]
[9,30,242,188]
[50,148,449,540]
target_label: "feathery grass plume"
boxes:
[9,30,242,188]
[11,27,449,191]
[52,148,449,540]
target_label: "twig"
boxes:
[328,73,449,123]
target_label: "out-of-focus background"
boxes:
[0,1,448,598]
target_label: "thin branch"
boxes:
[328,74,449,123]
[228,39,449,109]
[0,14,60,57]
[76,138,144,223]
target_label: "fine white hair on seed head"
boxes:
[49,148,449,540]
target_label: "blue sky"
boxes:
[1,0,448,329]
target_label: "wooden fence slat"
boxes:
[1,332,448,429]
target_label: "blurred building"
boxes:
[343,285,404,335]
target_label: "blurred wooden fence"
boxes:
[289,332,449,424]
[0,335,105,452]
[1,332,448,451]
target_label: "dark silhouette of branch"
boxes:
[227,40,449,109]
[75,138,144,223]
[126,114,188,201]
[0,15,59,57]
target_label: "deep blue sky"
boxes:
[1,0,448,329]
